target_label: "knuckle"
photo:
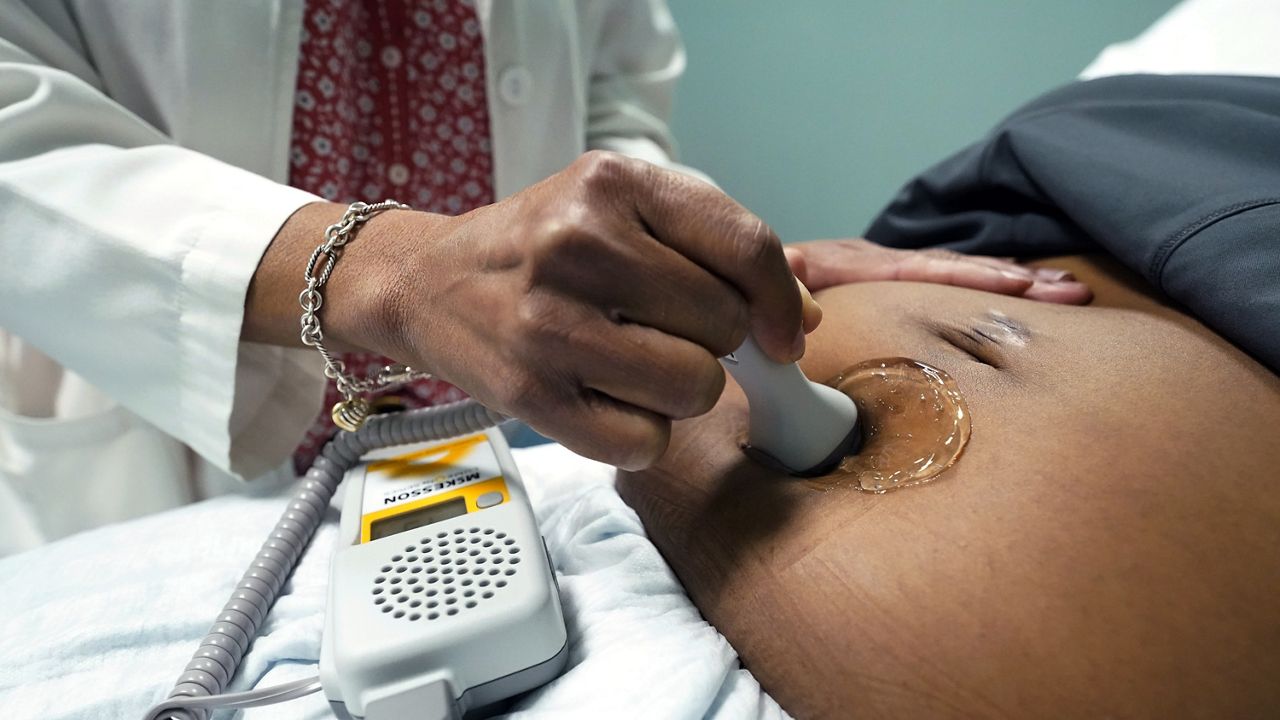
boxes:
[706,297,750,357]
[526,209,599,282]
[734,218,783,271]
[576,390,669,470]
[522,294,567,334]
[532,208,594,255]
[575,150,633,191]
[614,419,670,471]
[675,356,725,418]
[499,371,543,416]
[514,293,573,350]
[724,316,750,355]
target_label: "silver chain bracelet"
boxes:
[299,199,432,431]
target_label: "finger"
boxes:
[952,255,1088,302]
[536,225,749,357]
[912,253,1094,303]
[787,247,825,332]
[892,251,1035,295]
[613,243,751,356]
[487,296,675,469]
[630,162,803,363]
[575,319,726,421]
[1021,279,1093,304]
[528,388,672,470]
[957,254,1037,278]
[797,278,822,333]
[779,239,884,291]
[1032,267,1077,282]
[788,239,985,291]
[952,254,1083,286]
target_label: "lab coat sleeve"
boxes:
[0,36,327,480]
[583,0,714,185]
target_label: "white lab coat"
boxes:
[0,0,699,554]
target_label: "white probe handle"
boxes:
[720,336,859,474]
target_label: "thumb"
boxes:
[797,277,823,333]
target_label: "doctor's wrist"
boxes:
[243,200,449,361]
[326,206,455,362]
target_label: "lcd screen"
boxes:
[369,496,468,540]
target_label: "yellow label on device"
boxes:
[359,433,508,543]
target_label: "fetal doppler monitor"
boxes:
[143,402,568,720]
[322,430,567,718]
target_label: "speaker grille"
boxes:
[370,526,523,621]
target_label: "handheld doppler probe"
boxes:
[720,336,863,476]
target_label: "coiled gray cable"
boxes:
[144,400,508,720]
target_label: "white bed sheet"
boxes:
[0,443,788,720]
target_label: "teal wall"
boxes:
[667,1,1176,241]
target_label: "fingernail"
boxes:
[797,278,823,332]
[1035,268,1075,282]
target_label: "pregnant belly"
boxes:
[619,260,1280,718]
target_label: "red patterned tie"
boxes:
[288,0,495,472]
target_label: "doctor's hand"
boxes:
[249,151,805,469]
[784,238,1093,304]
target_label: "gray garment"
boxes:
[866,74,1280,373]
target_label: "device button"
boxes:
[476,491,504,509]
